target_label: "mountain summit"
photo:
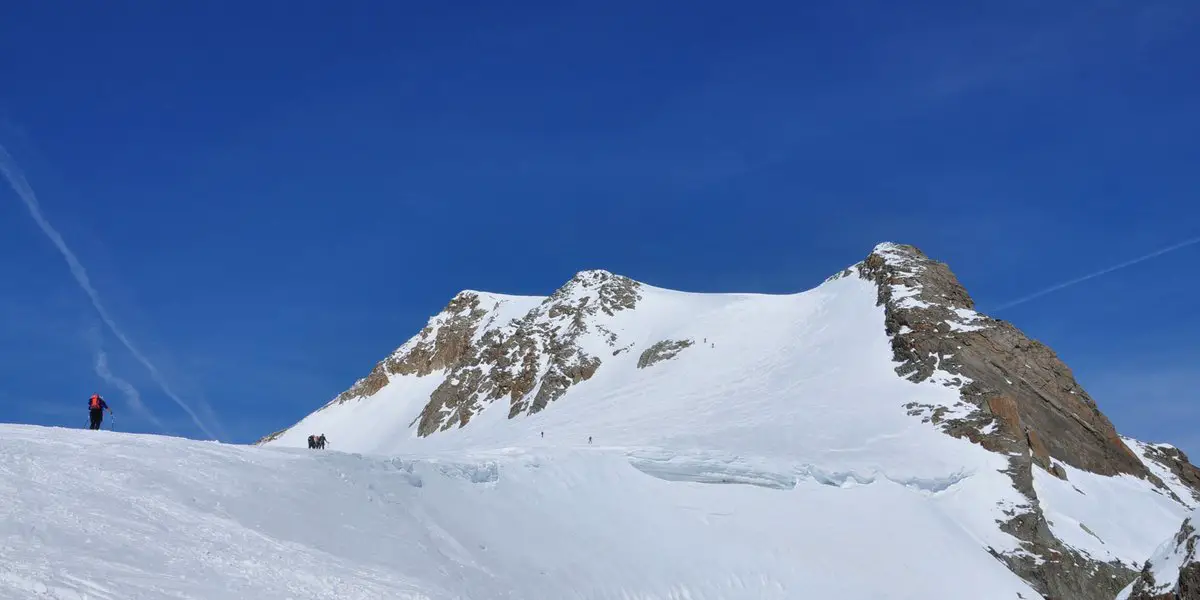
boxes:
[260,243,1200,599]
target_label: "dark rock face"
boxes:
[1125,519,1200,600]
[855,243,1179,600]
[857,243,1146,481]
[287,270,642,440]
[320,292,491,414]
[637,339,694,369]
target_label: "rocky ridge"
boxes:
[855,243,1200,600]
[300,270,643,437]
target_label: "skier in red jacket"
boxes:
[88,394,112,430]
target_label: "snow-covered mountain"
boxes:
[254,242,1200,599]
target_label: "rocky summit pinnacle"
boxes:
[860,242,1147,480]
[850,243,1200,599]
[258,242,1200,600]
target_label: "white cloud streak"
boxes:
[991,235,1200,312]
[93,346,171,434]
[0,142,222,440]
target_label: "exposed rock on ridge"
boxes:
[1137,442,1200,506]
[858,243,1148,479]
[856,242,1171,600]
[410,270,640,435]
[294,270,642,438]
[324,292,492,411]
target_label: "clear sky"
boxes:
[1,2,1197,452]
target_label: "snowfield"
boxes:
[1,424,1043,599]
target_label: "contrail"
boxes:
[991,235,1200,312]
[94,348,171,434]
[0,142,222,440]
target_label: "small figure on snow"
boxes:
[87,393,112,430]
[317,434,327,449]
[588,436,592,444]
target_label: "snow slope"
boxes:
[0,424,1043,599]
[1033,459,1192,569]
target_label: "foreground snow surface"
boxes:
[0,425,1043,600]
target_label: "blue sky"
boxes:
[1,2,1197,452]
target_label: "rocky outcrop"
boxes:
[857,243,1176,600]
[637,339,694,369]
[1122,517,1200,600]
[271,271,643,441]
[406,270,642,436]
[324,291,493,410]
[858,243,1147,481]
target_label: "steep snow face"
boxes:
[0,425,1044,600]
[1032,460,1191,569]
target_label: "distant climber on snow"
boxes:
[307,434,328,450]
[87,393,111,430]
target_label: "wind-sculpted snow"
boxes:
[626,449,800,490]
[2,425,1047,600]
[626,448,973,494]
